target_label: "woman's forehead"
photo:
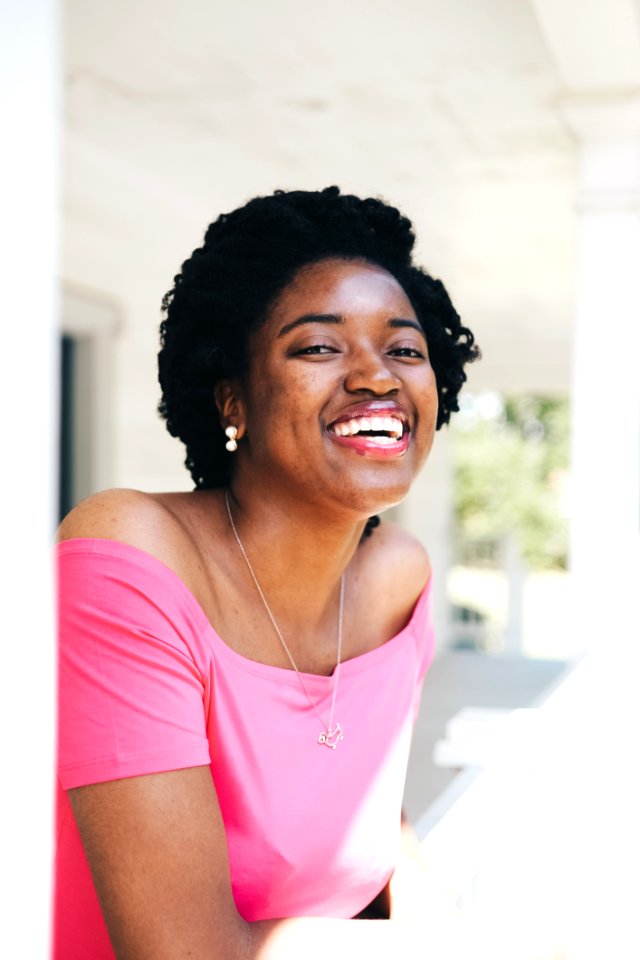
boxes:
[268,258,415,321]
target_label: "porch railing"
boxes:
[412,652,639,959]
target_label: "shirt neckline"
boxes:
[57,536,432,685]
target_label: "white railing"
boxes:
[413,651,640,959]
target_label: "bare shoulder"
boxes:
[57,488,188,572]
[354,520,431,638]
[364,520,431,591]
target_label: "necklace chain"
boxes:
[225,490,345,749]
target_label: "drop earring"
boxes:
[225,425,238,452]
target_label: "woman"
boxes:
[55,186,479,959]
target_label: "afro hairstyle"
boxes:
[158,186,480,534]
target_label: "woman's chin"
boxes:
[326,477,413,522]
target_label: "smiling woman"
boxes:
[54,187,479,959]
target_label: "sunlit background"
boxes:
[3,1,639,957]
[60,0,582,659]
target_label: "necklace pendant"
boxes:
[318,723,344,749]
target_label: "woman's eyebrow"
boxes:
[388,318,425,336]
[278,314,424,338]
[277,314,342,337]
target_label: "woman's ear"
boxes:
[214,381,247,439]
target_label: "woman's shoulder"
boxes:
[363,519,431,589]
[354,520,431,639]
[57,488,196,577]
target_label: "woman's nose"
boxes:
[343,349,402,395]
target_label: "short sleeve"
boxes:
[411,576,436,723]
[57,539,211,790]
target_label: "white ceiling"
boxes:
[63,0,636,394]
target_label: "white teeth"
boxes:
[332,415,405,438]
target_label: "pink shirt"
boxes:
[54,538,434,959]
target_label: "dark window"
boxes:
[59,334,76,523]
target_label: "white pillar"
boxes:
[0,0,58,954]
[563,97,640,650]
[397,428,453,654]
[502,535,526,657]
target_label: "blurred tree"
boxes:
[452,394,570,570]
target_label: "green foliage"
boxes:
[452,394,570,570]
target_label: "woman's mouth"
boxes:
[327,415,410,458]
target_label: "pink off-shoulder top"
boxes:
[54,537,435,959]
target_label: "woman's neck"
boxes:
[222,480,368,632]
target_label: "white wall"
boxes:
[0,0,58,953]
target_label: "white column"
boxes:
[502,535,526,657]
[0,0,58,954]
[397,428,453,654]
[563,98,640,650]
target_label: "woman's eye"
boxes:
[388,346,426,359]
[293,344,338,356]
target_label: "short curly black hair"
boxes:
[158,186,480,500]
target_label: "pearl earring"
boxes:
[225,425,238,452]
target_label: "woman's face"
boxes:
[236,258,439,519]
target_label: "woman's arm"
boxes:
[69,768,429,960]
[69,768,243,958]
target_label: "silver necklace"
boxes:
[225,490,345,749]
